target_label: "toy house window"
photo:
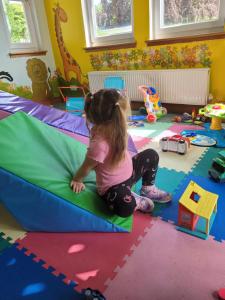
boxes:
[150,0,225,40]
[190,192,200,203]
[0,0,40,52]
[81,0,134,47]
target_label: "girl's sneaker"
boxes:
[141,185,171,203]
[132,192,154,213]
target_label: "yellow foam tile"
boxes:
[0,204,26,241]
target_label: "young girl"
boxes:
[71,89,171,218]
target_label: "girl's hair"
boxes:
[85,89,129,167]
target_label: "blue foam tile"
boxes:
[0,245,84,300]
[135,167,186,195]
[191,147,222,178]
[155,173,225,242]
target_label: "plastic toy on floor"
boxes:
[181,103,225,148]
[172,112,192,123]
[177,180,218,239]
[58,86,86,116]
[208,150,225,183]
[159,135,190,155]
[104,76,125,91]
[138,85,167,122]
[182,132,217,147]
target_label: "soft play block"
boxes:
[0,112,132,232]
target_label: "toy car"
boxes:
[159,135,190,155]
[208,150,225,183]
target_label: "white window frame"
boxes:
[81,0,134,47]
[150,0,225,40]
[0,0,41,52]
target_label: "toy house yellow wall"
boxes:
[44,0,225,101]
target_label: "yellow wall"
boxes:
[44,0,225,101]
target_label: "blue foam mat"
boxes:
[181,123,225,147]
[0,244,84,300]
[191,147,222,178]
[0,167,127,233]
[154,174,225,242]
[135,167,186,195]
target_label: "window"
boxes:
[0,0,40,51]
[150,0,225,40]
[81,0,134,47]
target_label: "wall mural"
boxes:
[90,44,212,71]
[53,3,87,88]
[26,58,50,101]
[0,71,13,82]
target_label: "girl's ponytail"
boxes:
[109,104,127,166]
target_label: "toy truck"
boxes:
[159,135,190,155]
[208,150,225,183]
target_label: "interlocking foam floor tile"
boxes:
[168,123,204,134]
[141,139,207,173]
[154,173,225,242]
[16,213,153,292]
[191,147,222,178]
[130,135,152,151]
[0,204,26,241]
[104,219,225,300]
[0,109,11,120]
[135,167,186,194]
[0,244,83,300]
[0,232,12,253]
[128,122,172,139]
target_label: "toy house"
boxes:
[177,181,218,239]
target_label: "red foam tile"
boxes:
[0,109,11,120]
[16,213,153,292]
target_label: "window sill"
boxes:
[84,41,137,52]
[145,32,225,46]
[9,50,47,58]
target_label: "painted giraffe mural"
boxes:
[53,3,85,84]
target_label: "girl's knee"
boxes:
[143,148,159,163]
[113,195,136,218]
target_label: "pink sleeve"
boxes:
[87,137,109,163]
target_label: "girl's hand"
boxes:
[70,180,85,193]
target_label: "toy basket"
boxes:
[104,76,125,90]
[58,86,86,116]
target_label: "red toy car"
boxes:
[159,135,190,155]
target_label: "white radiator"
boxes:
[88,68,210,105]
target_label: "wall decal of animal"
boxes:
[53,3,86,85]
[0,71,13,82]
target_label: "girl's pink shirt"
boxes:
[86,135,133,195]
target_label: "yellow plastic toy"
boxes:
[177,180,218,239]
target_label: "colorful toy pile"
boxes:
[138,85,167,122]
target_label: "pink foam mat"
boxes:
[0,109,11,120]
[16,213,153,291]
[104,218,225,300]
[131,135,151,150]
[168,123,204,134]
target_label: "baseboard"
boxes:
[130,101,202,114]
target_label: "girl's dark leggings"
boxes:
[102,149,159,218]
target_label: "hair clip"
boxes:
[86,93,94,101]
[115,102,120,106]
